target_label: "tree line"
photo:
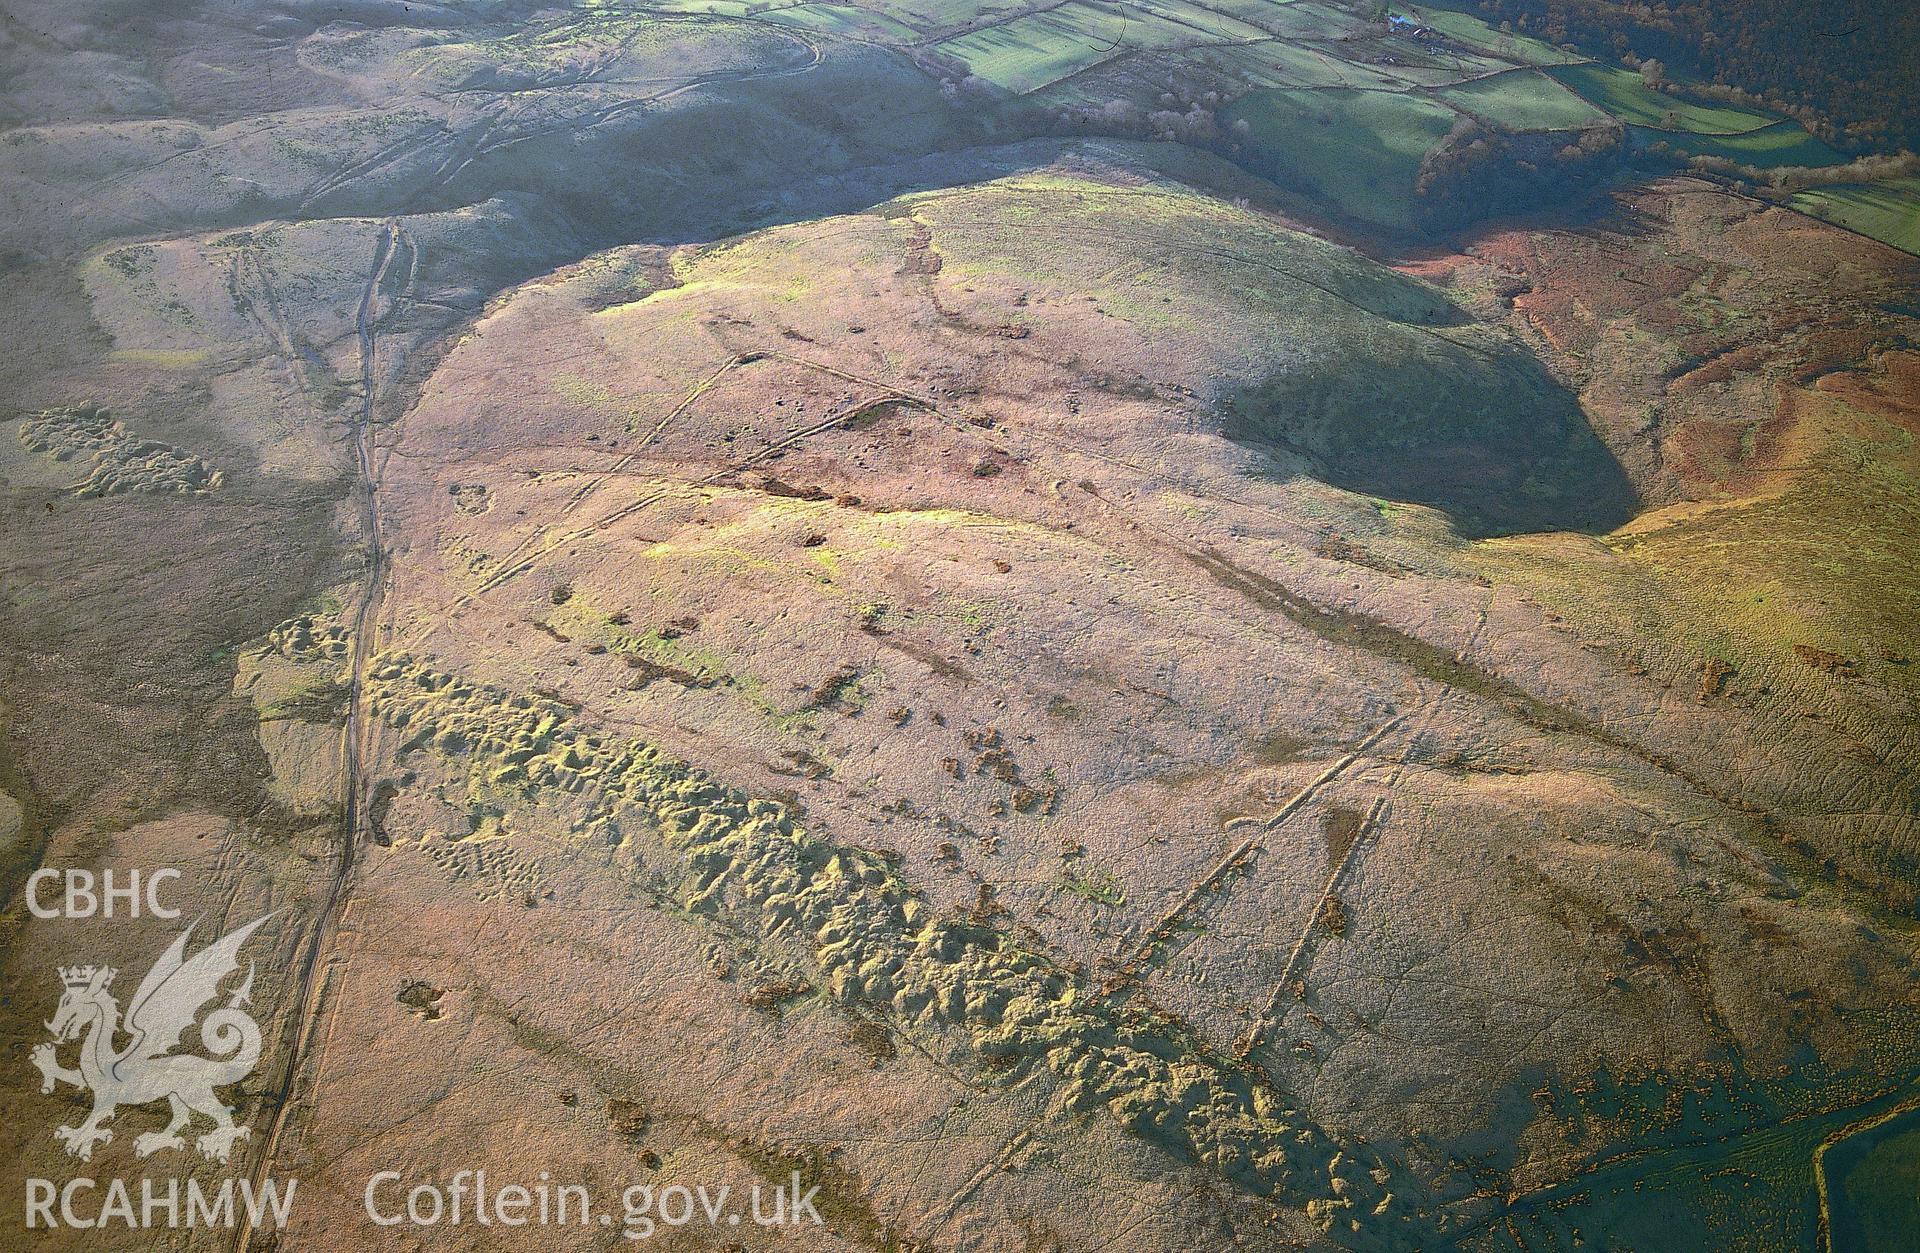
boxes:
[1461,0,1920,152]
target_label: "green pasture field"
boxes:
[1438,67,1608,131]
[1790,180,1920,256]
[758,3,923,41]
[1398,3,1585,66]
[1173,0,1304,27]
[1549,62,1775,134]
[1827,1112,1920,1253]
[853,0,1001,29]
[1354,39,1513,87]
[624,0,762,15]
[1216,40,1410,89]
[1641,121,1843,170]
[933,0,1224,93]
[630,0,975,37]
[631,0,1909,254]
[1128,0,1272,42]
[1198,0,1362,41]
[1223,85,1460,231]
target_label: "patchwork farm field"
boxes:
[1643,120,1845,169]
[1223,86,1461,230]
[1395,3,1583,65]
[1437,68,1608,131]
[2,1,1917,1251]
[557,0,1920,255]
[1548,61,1777,133]
[1792,179,1920,256]
[933,1,1241,94]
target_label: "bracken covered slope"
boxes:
[1,2,1917,1250]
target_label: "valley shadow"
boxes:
[1226,326,1638,538]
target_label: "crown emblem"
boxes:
[58,965,113,989]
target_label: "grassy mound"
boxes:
[790,150,1632,538]
[420,141,1632,539]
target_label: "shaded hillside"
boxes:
[1227,332,1637,537]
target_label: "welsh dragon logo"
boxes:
[32,914,273,1163]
